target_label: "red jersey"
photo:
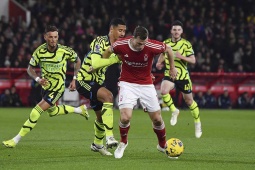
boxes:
[112,37,166,84]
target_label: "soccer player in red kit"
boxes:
[102,26,177,159]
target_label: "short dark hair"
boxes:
[44,25,58,34]
[110,18,126,27]
[133,26,148,40]
[172,20,183,28]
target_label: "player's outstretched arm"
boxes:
[90,47,120,70]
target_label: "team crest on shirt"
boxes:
[144,54,148,61]
[124,54,129,58]
[95,44,100,53]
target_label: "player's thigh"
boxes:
[118,82,139,109]
[76,80,103,111]
[97,87,113,103]
[37,99,51,111]
[161,79,175,94]
[139,85,161,112]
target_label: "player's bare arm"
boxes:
[69,57,81,91]
[175,52,196,64]
[27,65,48,86]
[165,45,178,80]
[156,53,165,70]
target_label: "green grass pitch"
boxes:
[0,108,254,170]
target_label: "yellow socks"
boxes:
[162,94,177,112]
[94,120,105,146]
[101,103,114,137]
[47,105,75,117]
[189,101,200,123]
[18,105,43,137]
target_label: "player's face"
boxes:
[112,25,126,40]
[44,31,58,49]
[171,26,183,40]
[131,37,148,51]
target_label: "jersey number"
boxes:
[184,84,191,91]
[49,92,54,99]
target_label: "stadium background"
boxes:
[0,0,254,108]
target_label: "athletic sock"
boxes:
[162,93,177,112]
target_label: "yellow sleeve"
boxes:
[91,53,120,69]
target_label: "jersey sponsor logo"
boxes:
[41,63,64,72]
[124,60,148,67]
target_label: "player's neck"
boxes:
[47,45,57,52]
[108,34,116,45]
[171,37,181,42]
[129,38,136,50]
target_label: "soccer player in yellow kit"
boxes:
[3,25,89,148]
[156,20,202,138]
[75,18,126,155]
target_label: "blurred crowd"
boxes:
[192,90,255,109]
[0,0,255,72]
[0,86,23,107]
[158,88,255,109]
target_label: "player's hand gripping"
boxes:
[68,80,76,91]
[156,62,164,70]
[37,78,49,87]
[170,67,178,80]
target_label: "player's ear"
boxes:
[44,33,47,41]
[110,26,114,33]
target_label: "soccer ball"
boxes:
[165,138,184,158]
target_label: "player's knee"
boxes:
[185,98,193,106]
[152,119,163,126]
[120,119,130,125]
[103,92,114,103]
[120,113,131,124]
[151,114,163,126]
[161,90,169,95]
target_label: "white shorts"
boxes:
[118,81,160,112]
